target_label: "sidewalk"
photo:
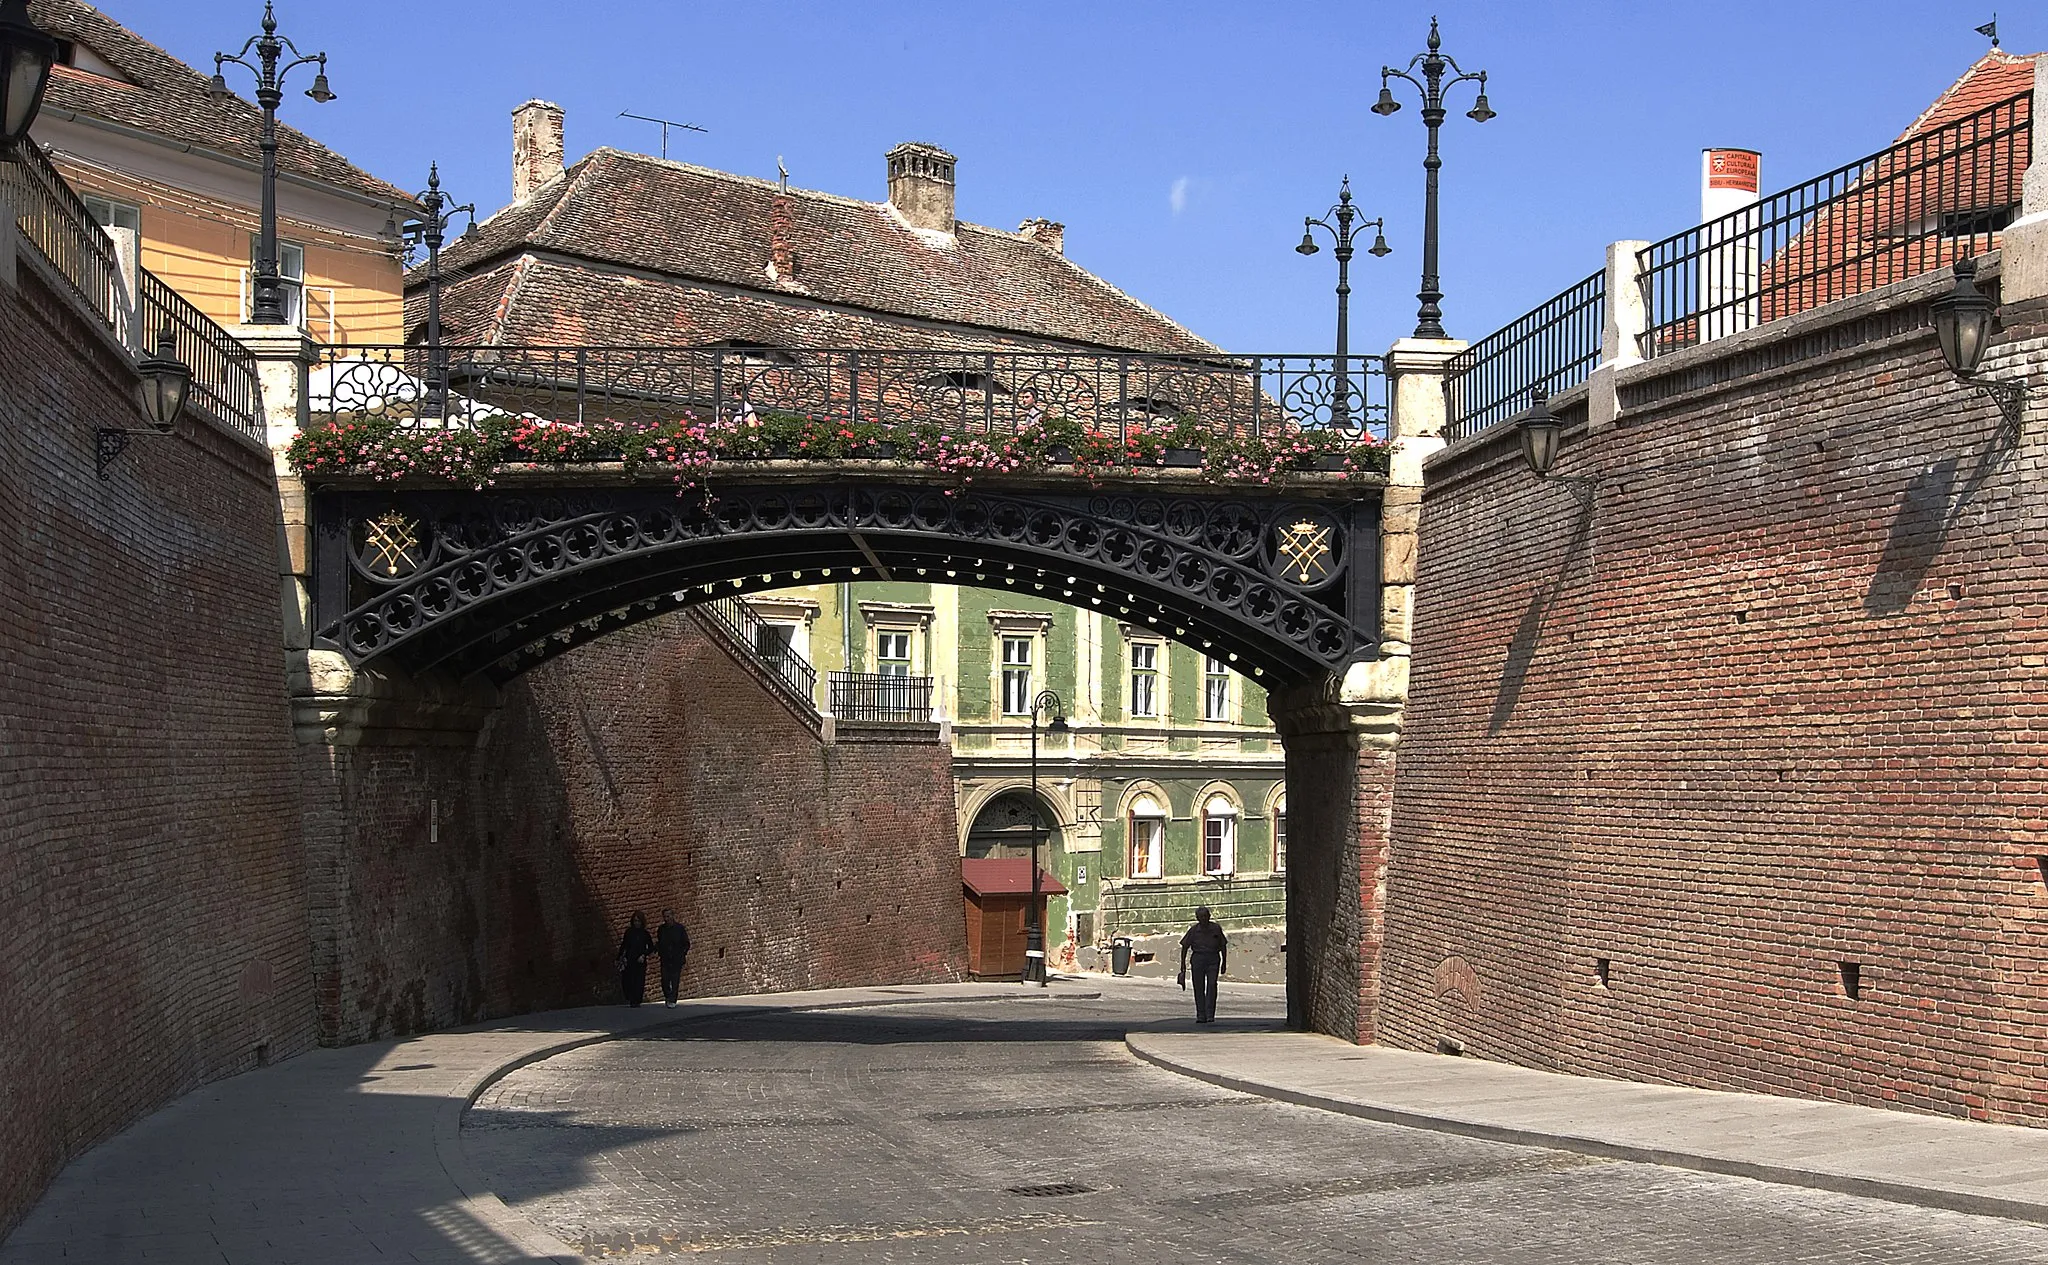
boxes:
[0,981,1097,1265]
[1127,1029,2048,1224]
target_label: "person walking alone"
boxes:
[1177,906,1228,1024]
[617,911,653,1007]
[656,908,691,1007]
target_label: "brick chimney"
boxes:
[1018,218,1064,254]
[512,100,565,202]
[886,142,956,234]
[768,193,799,283]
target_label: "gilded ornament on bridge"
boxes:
[356,511,424,578]
[1274,519,1335,586]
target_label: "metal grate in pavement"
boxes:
[1007,1182,1096,1198]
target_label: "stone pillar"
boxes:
[1272,682,1401,1040]
[2001,57,2048,304]
[233,323,319,660]
[1383,337,1464,660]
[105,225,140,352]
[1587,240,1650,431]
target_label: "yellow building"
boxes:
[27,1,415,344]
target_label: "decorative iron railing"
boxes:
[1639,90,2032,358]
[311,345,1391,441]
[698,594,819,710]
[1442,268,1604,440]
[4,141,265,439]
[137,271,264,440]
[1,139,125,334]
[827,671,934,722]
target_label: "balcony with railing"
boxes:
[827,672,935,723]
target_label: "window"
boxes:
[1127,795,1165,879]
[83,195,141,237]
[1000,635,1034,716]
[1272,793,1287,872]
[1129,641,1159,718]
[755,621,795,664]
[248,236,306,325]
[1203,656,1232,721]
[1201,795,1237,876]
[876,630,912,677]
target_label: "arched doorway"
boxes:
[963,789,1064,860]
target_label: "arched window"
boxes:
[1202,794,1238,876]
[1127,793,1165,879]
[1271,791,1287,873]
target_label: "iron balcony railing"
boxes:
[1639,90,2032,358]
[1442,268,1604,440]
[310,345,1391,441]
[697,595,819,710]
[2,141,265,439]
[827,671,934,722]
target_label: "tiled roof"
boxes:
[28,0,412,207]
[960,858,1067,898]
[426,147,1216,354]
[1898,48,2037,140]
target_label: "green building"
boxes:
[748,582,1287,981]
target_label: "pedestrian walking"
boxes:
[1177,906,1228,1024]
[617,911,653,1007]
[657,908,691,1007]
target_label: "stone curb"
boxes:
[434,984,1103,1262]
[1124,1034,2048,1227]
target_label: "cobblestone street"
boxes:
[464,984,2048,1263]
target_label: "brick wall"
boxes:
[306,611,969,1045]
[0,258,311,1234]
[1383,272,2048,1123]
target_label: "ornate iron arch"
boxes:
[311,479,1382,687]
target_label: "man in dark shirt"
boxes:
[657,908,692,1007]
[1177,906,1229,1024]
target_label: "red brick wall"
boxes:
[0,261,312,1234]
[306,611,968,1045]
[1383,281,2048,1123]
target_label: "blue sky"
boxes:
[122,1,2035,354]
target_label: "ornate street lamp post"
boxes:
[207,3,334,326]
[0,0,58,157]
[1371,17,1494,339]
[1295,176,1390,430]
[1026,689,1068,988]
[403,163,476,418]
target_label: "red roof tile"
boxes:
[1899,49,2037,141]
[961,858,1067,898]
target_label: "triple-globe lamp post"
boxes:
[207,2,334,327]
[1295,176,1390,431]
[403,163,477,418]
[1026,689,1068,988]
[1371,17,1494,340]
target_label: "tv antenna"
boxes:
[618,110,708,160]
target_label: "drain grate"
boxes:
[1007,1182,1094,1198]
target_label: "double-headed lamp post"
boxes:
[403,163,476,418]
[1295,176,1390,430]
[1371,17,1494,340]
[208,3,334,326]
[1026,689,1068,988]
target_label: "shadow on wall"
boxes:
[1488,482,1598,735]
[1864,403,2018,616]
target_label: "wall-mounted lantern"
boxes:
[1930,256,2029,424]
[97,327,191,478]
[1517,386,1561,477]
[0,0,58,156]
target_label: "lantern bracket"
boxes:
[1962,374,2029,440]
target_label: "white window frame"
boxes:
[83,194,141,236]
[245,236,306,326]
[1000,634,1034,716]
[1127,794,1165,880]
[1201,794,1238,876]
[1271,791,1287,873]
[875,628,913,677]
[1202,655,1233,722]
[1129,640,1160,719]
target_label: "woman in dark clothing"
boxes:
[617,911,653,1007]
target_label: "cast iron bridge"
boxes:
[304,345,1392,688]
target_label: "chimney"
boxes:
[768,193,799,283]
[886,141,956,234]
[1018,218,1064,254]
[512,100,565,202]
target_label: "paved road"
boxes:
[465,981,2048,1263]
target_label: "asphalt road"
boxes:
[464,980,2048,1263]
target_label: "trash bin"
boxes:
[1110,937,1133,976]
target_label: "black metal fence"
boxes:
[698,594,819,708]
[3,141,264,439]
[1638,90,2032,358]
[827,671,934,722]
[1441,268,1604,440]
[312,345,1391,441]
